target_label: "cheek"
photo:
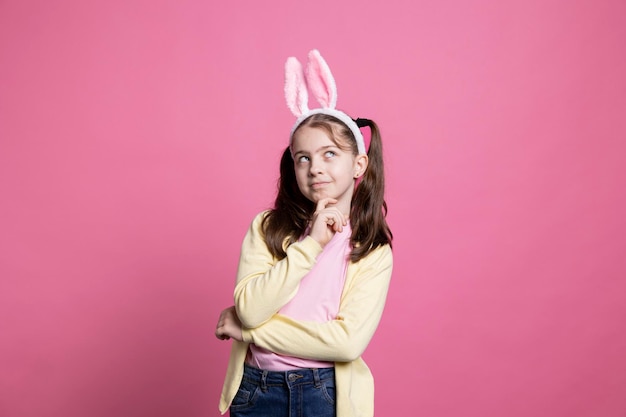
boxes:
[294,169,308,188]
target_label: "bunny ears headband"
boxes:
[285,49,367,155]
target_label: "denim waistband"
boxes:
[242,363,335,388]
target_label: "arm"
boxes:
[241,244,393,362]
[234,212,324,328]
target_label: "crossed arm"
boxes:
[216,238,393,363]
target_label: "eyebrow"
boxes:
[293,145,338,157]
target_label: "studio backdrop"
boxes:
[1,1,625,416]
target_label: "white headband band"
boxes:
[285,50,366,155]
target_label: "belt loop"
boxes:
[261,370,268,391]
[312,368,321,388]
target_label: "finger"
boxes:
[328,210,345,229]
[216,325,231,340]
[326,215,339,229]
[315,198,338,212]
[324,210,346,230]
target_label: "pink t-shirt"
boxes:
[246,223,352,371]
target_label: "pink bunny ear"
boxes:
[305,49,337,109]
[285,57,309,117]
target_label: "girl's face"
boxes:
[291,126,368,215]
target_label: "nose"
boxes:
[309,157,323,175]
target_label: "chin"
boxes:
[311,193,330,202]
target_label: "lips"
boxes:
[311,182,330,189]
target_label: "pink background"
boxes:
[1,1,625,416]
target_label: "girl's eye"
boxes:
[324,151,336,158]
[297,155,310,163]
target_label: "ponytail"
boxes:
[350,119,393,262]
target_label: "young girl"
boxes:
[215,49,393,417]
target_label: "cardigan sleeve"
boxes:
[234,212,324,329]
[241,244,393,362]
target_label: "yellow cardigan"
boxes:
[219,212,393,417]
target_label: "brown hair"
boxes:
[262,113,392,262]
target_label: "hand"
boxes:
[309,198,347,247]
[215,306,243,342]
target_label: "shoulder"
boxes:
[344,243,393,290]
[251,210,270,224]
[248,210,271,230]
[239,211,272,245]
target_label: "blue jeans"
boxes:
[230,364,336,417]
